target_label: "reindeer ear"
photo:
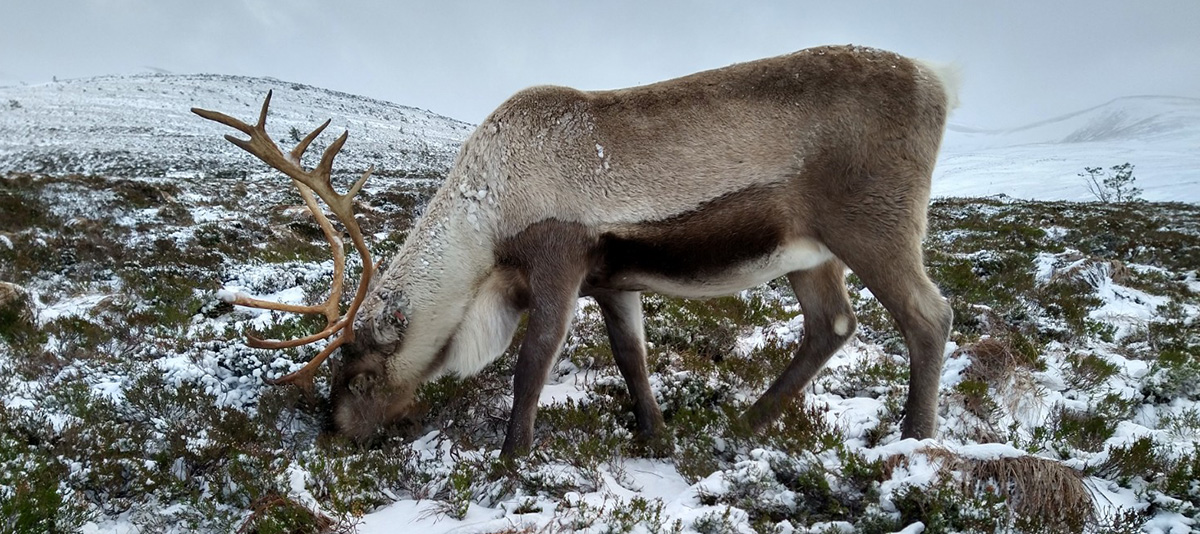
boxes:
[348,373,377,396]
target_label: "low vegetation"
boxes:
[1,171,1198,533]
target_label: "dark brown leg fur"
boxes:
[499,221,592,458]
[824,224,952,440]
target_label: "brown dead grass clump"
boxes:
[1051,257,1129,288]
[956,337,1047,421]
[960,337,1031,384]
[919,447,1094,533]
[0,281,33,326]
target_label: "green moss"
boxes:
[108,178,181,209]
[0,292,39,350]
[890,482,1008,534]
[1095,437,1158,484]
[1097,438,1200,511]
[644,291,789,362]
[538,397,630,471]
[118,266,211,329]
[1035,274,1104,340]
[1140,302,1200,402]
[0,406,94,533]
[820,352,909,399]
[1050,394,1135,454]
[0,182,53,233]
[1162,446,1200,509]
[691,507,740,534]
[838,447,886,507]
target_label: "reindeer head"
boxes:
[194,92,416,442]
[327,292,421,442]
[327,343,416,442]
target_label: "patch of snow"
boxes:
[953,442,1025,460]
[1089,275,1168,338]
[35,293,112,325]
[0,73,471,178]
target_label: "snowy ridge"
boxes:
[0,73,473,177]
[936,96,1200,202]
[948,96,1200,147]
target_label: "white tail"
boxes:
[915,59,963,111]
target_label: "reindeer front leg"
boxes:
[592,290,671,456]
[502,285,578,457]
[500,221,592,458]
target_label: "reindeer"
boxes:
[193,45,958,458]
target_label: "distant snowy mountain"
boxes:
[0,73,473,178]
[936,96,1200,202]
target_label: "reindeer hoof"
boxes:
[634,429,675,458]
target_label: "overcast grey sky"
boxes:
[2,1,1197,127]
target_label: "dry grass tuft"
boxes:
[0,281,34,325]
[960,337,1028,384]
[1051,257,1129,288]
[956,337,1047,421]
[919,447,1094,533]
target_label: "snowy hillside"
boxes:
[0,74,473,178]
[935,96,1200,202]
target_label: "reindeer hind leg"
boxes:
[743,259,856,432]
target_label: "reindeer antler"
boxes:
[193,91,377,389]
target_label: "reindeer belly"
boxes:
[588,181,832,297]
[592,234,833,298]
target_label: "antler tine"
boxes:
[191,106,256,137]
[316,131,350,181]
[267,332,348,386]
[298,130,354,217]
[293,182,346,325]
[291,119,332,162]
[347,166,375,201]
[215,183,347,332]
[246,315,349,349]
[255,90,273,129]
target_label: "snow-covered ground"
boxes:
[1,75,1197,533]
